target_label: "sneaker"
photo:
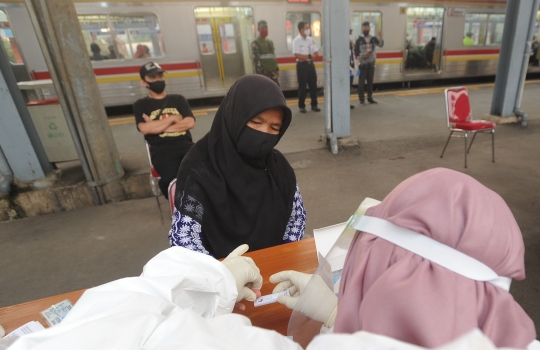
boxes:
[311,106,321,112]
[359,100,365,105]
[368,98,378,104]
[299,108,307,113]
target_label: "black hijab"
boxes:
[175,75,296,258]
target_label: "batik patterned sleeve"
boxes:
[168,207,210,255]
[282,184,306,243]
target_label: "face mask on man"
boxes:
[145,80,166,94]
[305,29,311,36]
[237,126,279,159]
[363,30,370,37]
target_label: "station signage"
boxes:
[287,0,311,3]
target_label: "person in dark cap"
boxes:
[90,43,106,61]
[133,62,195,199]
[251,20,280,85]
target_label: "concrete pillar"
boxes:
[491,0,540,124]
[323,0,351,142]
[24,0,125,203]
[0,41,54,185]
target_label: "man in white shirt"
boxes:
[292,21,320,113]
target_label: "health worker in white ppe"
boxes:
[1,239,518,350]
[270,168,539,349]
[2,169,538,350]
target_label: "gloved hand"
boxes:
[222,244,263,304]
[270,270,338,327]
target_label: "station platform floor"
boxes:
[1,81,540,331]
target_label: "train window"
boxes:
[219,22,237,54]
[351,12,382,42]
[285,12,322,51]
[196,24,215,55]
[536,11,540,39]
[464,14,488,46]
[485,14,505,45]
[0,10,23,64]
[78,14,165,60]
[464,13,505,46]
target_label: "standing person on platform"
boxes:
[292,21,320,113]
[169,75,306,259]
[133,62,195,199]
[252,20,280,86]
[354,21,384,105]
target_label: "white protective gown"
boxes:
[3,247,536,350]
[6,247,301,350]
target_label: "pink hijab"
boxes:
[335,168,536,348]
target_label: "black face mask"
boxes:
[363,30,370,37]
[146,80,166,94]
[237,126,279,159]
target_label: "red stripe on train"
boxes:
[444,49,500,56]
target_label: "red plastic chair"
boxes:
[167,178,177,216]
[440,87,495,168]
[146,142,164,223]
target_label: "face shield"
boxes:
[287,199,512,347]
[286,198,380,347]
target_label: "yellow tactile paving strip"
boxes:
[108,80,539,126]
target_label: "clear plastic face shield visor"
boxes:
[286,199,512,348]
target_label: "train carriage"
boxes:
[1,0,539,107]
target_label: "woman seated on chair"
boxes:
[168,75,306,259]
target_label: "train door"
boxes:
[404,7,444,73]
[194,7,254,90]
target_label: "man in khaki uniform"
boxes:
[251,20,280,86]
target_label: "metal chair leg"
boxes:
[464,132,468,168]
[467,132,477,153]
[440,131,454,158]
[491,129,495,163]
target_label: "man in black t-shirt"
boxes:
[133,62,195,199]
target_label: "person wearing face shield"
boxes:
[252,20,280,86]
[270,168,539,349]
[354,21,384,105]
[133,62,196,199]
[292,21,320,113]
[168,75,306,259]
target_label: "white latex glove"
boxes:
[222,244,263,303]
[270,270,338,326]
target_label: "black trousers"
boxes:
[150,142,192,199]
[296,61,318,108]
[358,63,375,101]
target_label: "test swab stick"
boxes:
[254,290,290,307]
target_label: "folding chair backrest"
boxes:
[168,178,177,215]
[145,142,160,179]
[445,87,472,126]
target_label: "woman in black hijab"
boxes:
[168,75,306,259]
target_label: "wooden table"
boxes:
[0,238,318,336]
